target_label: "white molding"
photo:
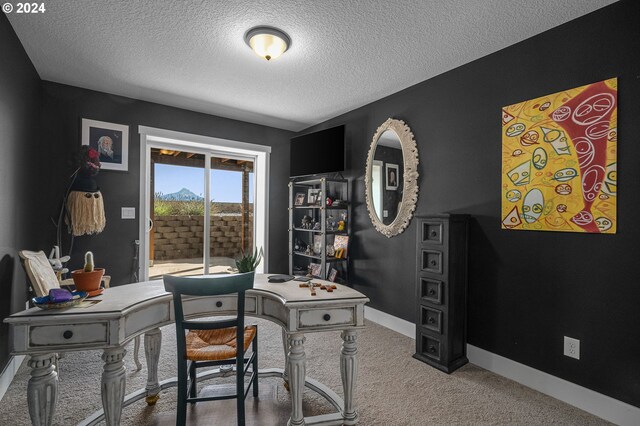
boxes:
[0,355,25,402]
[137,125,272,153]
[364,309,640,426]
[364,306,415,338]
[467,344,640,426]
[137,126,270,277]
[138,133,148,281]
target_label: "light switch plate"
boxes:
[121,207,136,219]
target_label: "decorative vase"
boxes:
[71,268,105,296]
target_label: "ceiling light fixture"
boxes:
[244,26,291,61]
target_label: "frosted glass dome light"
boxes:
[245,26,291,61]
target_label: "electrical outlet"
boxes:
[564,336,580,360]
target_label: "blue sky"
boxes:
[155,164,254,203]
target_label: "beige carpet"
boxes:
[0,319,609,425]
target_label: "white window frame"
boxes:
[138,126,270,281]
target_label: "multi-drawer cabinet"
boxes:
[413,214,469,373]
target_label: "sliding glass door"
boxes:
[208,156,254,273]
[139,126,270,282]
[147,149,255,279]
[148,148,206,278]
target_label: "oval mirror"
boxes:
[365,118,419,237]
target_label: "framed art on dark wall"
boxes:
[82,119,129,171]
[386,163,399,190]
[501,78,617,234]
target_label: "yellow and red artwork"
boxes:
[501,78,617,233]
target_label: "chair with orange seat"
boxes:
[163,272,259,426]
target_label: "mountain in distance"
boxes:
[156,188,203,201]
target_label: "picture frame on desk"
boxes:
[327,268,338,282]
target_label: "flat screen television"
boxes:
[290,125,345,177]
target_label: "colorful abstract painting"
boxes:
[501,78,617,233]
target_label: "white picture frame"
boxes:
[82,118,129,171]
[385,163,399,190]
[307,188,322,205]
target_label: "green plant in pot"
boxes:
[71,251,105,297]
[235,247,263,273]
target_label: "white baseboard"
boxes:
[467,344,640,426]
[0,355,25,402]
[364,306,415,338]
[364,308,640,426]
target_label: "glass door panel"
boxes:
[149,148,206,279]
[209,156,255,273]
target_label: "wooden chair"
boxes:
[163,272,259,426]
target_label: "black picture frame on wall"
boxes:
[81,118,129,171]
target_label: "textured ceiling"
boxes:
[8,0,616,131]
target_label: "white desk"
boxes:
[5,274,369,425]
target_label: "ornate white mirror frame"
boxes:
[365,118,419,237]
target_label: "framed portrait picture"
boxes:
[82,119,129,171]
[309,263,321,278]
[386,163,399,190]
[313,235,323,255]
[327,268,338,282]
[294,193,306,206]
[307,188,322,205]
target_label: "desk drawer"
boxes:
[298,307,355,329]
[183,295,257,317]
[30,322,108,347]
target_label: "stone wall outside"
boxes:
[153,214,253,260]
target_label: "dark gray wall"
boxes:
[299,0,640,408]
[37,82,292,285]
[0,14,41,372]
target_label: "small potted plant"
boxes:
[71,251,105,296]
[235,247,263,273]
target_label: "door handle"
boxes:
[147,218,154,232]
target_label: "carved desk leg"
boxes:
[133,335,143,371]
[101,346,127,426]
[341,330,359,425]
[287,333,306,426]
[27,353,58,426]
[144,328,162,405]
[282,328,290,391]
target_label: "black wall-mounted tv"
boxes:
[290,125,345,177]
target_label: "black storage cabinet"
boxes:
[413,214,469,373]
